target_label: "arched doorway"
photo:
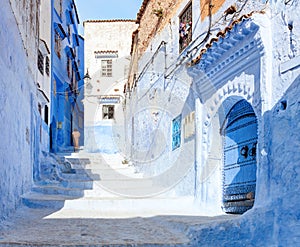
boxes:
[221,100,257,214]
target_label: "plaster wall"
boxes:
[50,0,83,152]
[189,0,300,219]
[188,71,300,246]
[9,0,40,77]
[0,0,39,220]
[38,0,52,101]
[127,1,200,195]
[127,0,293,208]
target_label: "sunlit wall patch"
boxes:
[172,114,182,150]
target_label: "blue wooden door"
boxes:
[222,100,257,214]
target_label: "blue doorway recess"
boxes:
[222,100,257,214]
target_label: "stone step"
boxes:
[32,185,87,197]
[21,192,80,209]
[93,178,153,188]
[60,171,101,180]
[22,191,197,215]
[73,168,143,179]
[60,179,93,189]
[65,157,94,165]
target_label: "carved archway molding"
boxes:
[188,16,268,130]
[189,16,271,212]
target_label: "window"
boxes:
[179,2,192,53]
[38,50,44,75]
[45,56,50,76]
[172,114,182,150]
[54,31,61,58]
[102,105,114,119]
[44,105,49,125]
[101,59,112,77]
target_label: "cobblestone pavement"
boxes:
[0,206,236,247]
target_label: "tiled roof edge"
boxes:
[136,0,150,24]
[191,11,265,65]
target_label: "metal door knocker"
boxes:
[249,144,257,158]
[240,145,249,158]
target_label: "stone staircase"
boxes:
[21,151,199,218]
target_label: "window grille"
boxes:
[179,2,192,53]
[172,114,182,150]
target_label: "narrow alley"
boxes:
[0,0,299,246]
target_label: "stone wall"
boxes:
[136,0,187,56]
[200,0,225,21]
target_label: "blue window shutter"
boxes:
[54,23,66,39]
[66,10,75,25]
[65,46,75,58]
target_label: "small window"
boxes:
[172,114,182,150]
[44,105,49,125]
[102,105,114,119]
[101,59,112,77]
[38,50,44,75]
[45,56,50,76]
[179,2,192,53]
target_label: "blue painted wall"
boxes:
[50,0,83,152]
[73,35,84,146]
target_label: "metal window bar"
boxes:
[179,2,192,53]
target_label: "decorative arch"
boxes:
[190,15,272,214]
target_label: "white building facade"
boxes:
[83,20,138,153]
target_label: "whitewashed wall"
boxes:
[0,0,40,220]
[83,21,138,153]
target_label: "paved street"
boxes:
[0,206,235,246]
[0,152,236,246]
